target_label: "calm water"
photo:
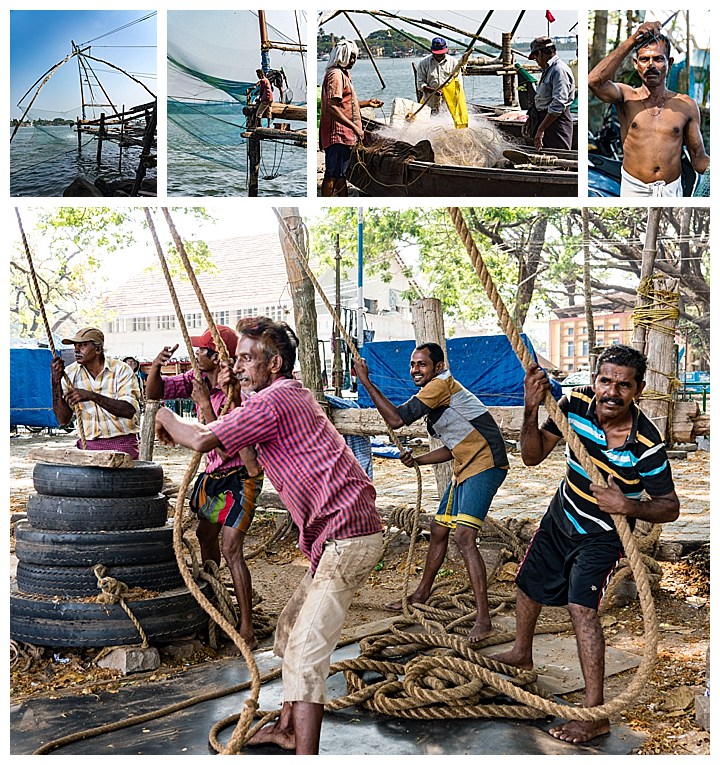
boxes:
[167,110,307,197]
[316,52,576,115]
[10,125,156,198]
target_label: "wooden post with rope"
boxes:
[411,297,453,498]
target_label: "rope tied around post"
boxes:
[447,205,660,720]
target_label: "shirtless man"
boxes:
[588,20,709,196]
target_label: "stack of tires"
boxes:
[11,461,209,648]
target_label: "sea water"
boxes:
[167,108,307,198]
[10,125,156,198]
[316,53,576,118]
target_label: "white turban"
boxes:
[327,39,359,70]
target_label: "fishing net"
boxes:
[167,10,306,183]
[376,104,517,168]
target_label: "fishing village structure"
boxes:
[317,9,578,197]
[10,13,157,197]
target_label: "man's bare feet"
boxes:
[489,648,533,671]
[549,718,610,744]
[385,590,429,611]
[467,621,494,643]
[246,722,296,750]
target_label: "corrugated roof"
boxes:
[103,234,291,315]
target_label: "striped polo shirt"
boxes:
[208,377,382,574]
[61,357,140,440]
[541,386,675,540]
[396,370,509,484]
[161,370,243,475]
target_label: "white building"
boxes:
[100,233,416,377]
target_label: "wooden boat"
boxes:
[348,118,577,197]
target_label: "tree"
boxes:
[11,207,216,341]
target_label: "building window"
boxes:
[566,327,574,335]
[582,340,588,356]
[156,315,175,330]
[211,310,229,326]
[185,312,203,329]
[108,318,125,333]
[132,316,151,332]
[596,325,604,332]
[567,341,574,356]
[611,323,620,330]
[580,325,587,334]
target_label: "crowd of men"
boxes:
[49,315,679,751]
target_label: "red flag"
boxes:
[545,10,556,23]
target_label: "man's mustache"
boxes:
[646,69,662,76]
[599,396,624,406]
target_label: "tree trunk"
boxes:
[514,215,548,329]
[589,11,609,132]
[582,208,597,371]
[276,207,325,407]
[411,298,453,498]
[632,208,663,351]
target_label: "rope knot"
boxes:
[93,564,130,604]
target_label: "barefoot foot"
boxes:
[246,722,296,750]
[384,591,429,611]
[549,719,610,744]
[467,622,495,643]
[488,649,533,671]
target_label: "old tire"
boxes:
[26,493,168,531]
[32,461,164,498]
[14,521,176,566]
[10,581,210,647]
[16,560,185,597]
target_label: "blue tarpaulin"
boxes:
[357,334,562,408]
[10,348,60,427]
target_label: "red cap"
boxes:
[190,325,238,357]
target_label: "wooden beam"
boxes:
[29,447,134,468]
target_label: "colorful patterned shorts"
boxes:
[189,467,263,533]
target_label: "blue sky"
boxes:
[10,10,157,119]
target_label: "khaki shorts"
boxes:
[274,532,383,704]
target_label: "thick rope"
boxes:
[92,564,149,648]
[447,206,659,721]
[15,208,87,448]
[145,209,261,754]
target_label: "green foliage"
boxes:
[11,207,217,340]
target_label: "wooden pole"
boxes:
[76,117,82,152]
[139,400,160,461]
[96,113,105,165]
[131,102,156,197]
[411,298,453,497]
[247,135,261,197]
[631,208,662,351]
[332,234,343,395]
[343,11,386,89]
[276,207,326,406]
[501,32,515,106]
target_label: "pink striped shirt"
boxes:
[208,378,381,573]
[162,370,243,475]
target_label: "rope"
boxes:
[92,564,149,648]
[144,209,261,754]
[15,208,88,448]
[447,206,659,721]
[632,276,680,337]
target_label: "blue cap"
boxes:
[431,37,448,54]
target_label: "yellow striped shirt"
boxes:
[61,357,141,440]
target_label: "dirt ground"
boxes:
[9,429,710,755]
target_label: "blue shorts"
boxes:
[515,511,623,610]
[324,143,352,179]
[435,467,507,531]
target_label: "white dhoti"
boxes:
[621,168,683,197]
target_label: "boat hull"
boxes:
[348,152,577,197]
